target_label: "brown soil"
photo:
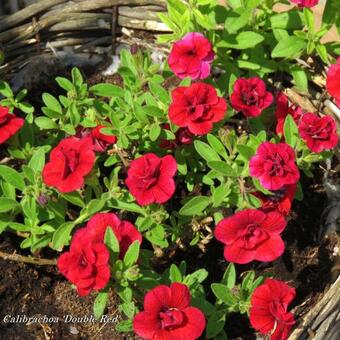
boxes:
[0,236,134,340]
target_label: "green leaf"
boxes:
[225,9,251,34]
[109,199,145,215]
[28,147,47,173]
[0,221,8,234]
[123,240,140,267]
[93,292,109,319]
[84,199,105,216]
[17,102,34,114]
[191,297,215,316]
[35,117,58,130]
[212,183,230,207]
[52,222,74,249]
[316,43,329,64]
[104,227,120,254]
[55,77,74,92]
[290,65,308,92]
[222,263,236,289]
[0,165,25,190]
[211,283,237,305]
[270,10,303,30]
[321,0,337,29]
[207,134,229,160]
[169,264,182,283]
[206,311,226,339]
[218,31,264,49]
[60,192,85,208]
[194,140,221,162]
[227,0,242,9]
[71,67,83,87]
[90,84,124,97]
[143,105,164,118]
[149,81,170,104]
[284,114,299,148]
[237,144,255,160]
[145,224,168,248]
[179,196,211,216]
[208,161,237,177]
[303,7,314,32]
[62,124,76,135]
[0,81,13,98]
[248,194,262,208]
[120,301,136,318]
[115,320,133,332]
[149,123,161,141]
[42,93,62,114]
[241,271,255,292]
[271,36,306,59]
[184,269,208,287]
[0,198,18,212]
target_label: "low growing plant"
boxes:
[0,0,339,339]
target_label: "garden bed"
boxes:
[0,1,339,340]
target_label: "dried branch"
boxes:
[0,0,67,32]
[0,250,57,266]
[289,276,340,340]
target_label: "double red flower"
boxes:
[290,0,319,8]
[274,92,303,135]
[230,77,273,118]
[326,57,340,106]
[126,153,177,206]
[298,112,339,153]
[250,142,300,191]
[253,184,297,217]
[133,282,206,340]
[168,32,215,80]
[214,209,287,264]
[169,82,227,135]
[57,228,111,296]
[57,212,141,296]
[76,125,117,152]
[85,212,142,257]
[250,279,296,340]
[42,136,96,193]
[0,106,24,144]
[159,124,194,150]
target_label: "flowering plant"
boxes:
[0,0,339,339]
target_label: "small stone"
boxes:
[69,325,79,335]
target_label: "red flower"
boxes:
[126,153,177,206]
[252,184,297,217]
[42,136,95,193]
[274,92,303,135]
[57,228,110,296]
[159,124,194,150]
[76,126,117,152]
[290,0,319,8]
[250,279,296,340]
[230,78,273,118]
[85,212,142,257]
[298,113,338,153]
[169,83,227,135]
[168,32,215,80]
[0,106,24,144]
[133,282,206,340]
[326,57,340,106]
[250,142,300,191]
[214,209,286,264]
[91,125,117,152]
